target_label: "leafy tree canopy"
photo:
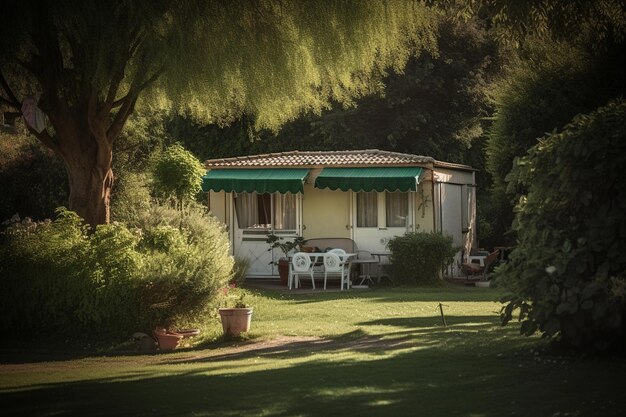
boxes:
[164,16,502,167]
[487,38,626,194]
[0,0,440,225]
[443,0,626,47]
[1,0,440,130]
[152,144,205,206]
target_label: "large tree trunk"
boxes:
[65,151,114,227]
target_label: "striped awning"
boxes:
[314,167,423,192]
[202,168,309,194]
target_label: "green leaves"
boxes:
[387,232,458,285]
[0,203,233,341]
[496,99,626,351]
[152,143,205,204]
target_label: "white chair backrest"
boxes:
[292,252,311,272]
[328,248,346,256]
[323,252,342,272]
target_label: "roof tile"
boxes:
[205,149,437,168]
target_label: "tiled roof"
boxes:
[205,149,436,168]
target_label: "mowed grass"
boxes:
[1,286,625,417]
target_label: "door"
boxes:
[232,192,301,277]
[435,183,464,275]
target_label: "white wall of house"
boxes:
[208,190,227,224]
[413,181,435,233]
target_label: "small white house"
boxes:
[203,149,476,278]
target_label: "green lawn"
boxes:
[1,286,625,416]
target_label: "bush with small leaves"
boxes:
[497,99,626,352]
[0,203,233,343]
[387,232,457,285]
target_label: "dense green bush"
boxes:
[0,209,140,338]
[133,203,234,328]
[0,204,233,342]
[497,99,626,352]
[387,232,457,285]
[152,143,205,205]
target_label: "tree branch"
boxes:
[98,28,145,119]
[29,126,62,157]
[107,93,138,144]
[111,67,164,108]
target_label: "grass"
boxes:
[1,285,625,417]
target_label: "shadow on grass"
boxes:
[264,287,502,305]
[357,315,498,329]
[2,328,625,417]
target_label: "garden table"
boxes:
[351,258,378,286]
[371,251,392,283]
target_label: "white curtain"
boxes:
[386,192,408,227]
[234,193,258,228]
[273,193,296,230]
[357,192,378,227]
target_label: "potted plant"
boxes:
[218,285,253,336]
[266,233,306,286]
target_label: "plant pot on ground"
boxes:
[218,307,253,336]
[219,286,253,336]
[266,233,305,286]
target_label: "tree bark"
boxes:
[29,94,122,227]
[65,146,114,227]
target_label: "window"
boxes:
[273,193,296,229]
[357,192,378,227]
[234,192,296,229]
[356,191,409,228]
[386,192,408,227]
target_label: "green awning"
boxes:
[314,167,423,192]
[202,168,309,194]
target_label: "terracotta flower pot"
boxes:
[153,328,184,351]
[218,308,253,336]
[278,258,290,286]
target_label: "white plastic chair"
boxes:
[328,248,346,256]
[291,252,315,290]
[323,252,351,290]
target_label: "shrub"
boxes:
[387,232,457,285]
[0,203,233,342]
[0,209,141,338]
[152,143,205,206]
[230,257,251,286]
[135,203,233,329]
[497,99,626,352]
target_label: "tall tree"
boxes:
[0,0,439,226]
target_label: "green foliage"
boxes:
[0,133,68,221]
[1,0,439,131]
[133,203,234,328]
[165,15,503,168]
[230,258,251,286]
[0,208,138,338]
[497,99,626,351]
[0,204,233,342]
[451,0,626,47]
[152,144,205,205]
[266,234,305,260]
[110,171,153,223]
[484,37,626,247]
[387,232,458,285]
